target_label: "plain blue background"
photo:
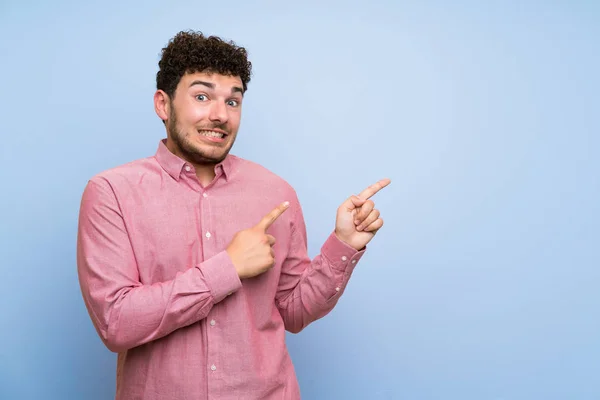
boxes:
[1,1,599,399]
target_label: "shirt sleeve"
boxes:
[275,193,366,333]
[76,178,241,353]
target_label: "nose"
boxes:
[209,101,228,125]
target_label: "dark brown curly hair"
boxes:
[156,30,252,99]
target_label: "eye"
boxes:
[196,94,208,101]
[227,99,240,107]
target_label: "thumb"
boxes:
[341,195,366,211]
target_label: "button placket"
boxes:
[200,176,219,380]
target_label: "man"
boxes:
[77,30,389,400]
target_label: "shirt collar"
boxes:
[155,139,233,182]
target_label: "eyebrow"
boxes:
[190,80,244,95]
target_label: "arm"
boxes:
[76,178,241,353]
[275,179,390,333]
[275,197,365,333]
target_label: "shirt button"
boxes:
[341,256,347,261]
[210,365,216,371]
[185,165,191,172]
[203,192,208,198]
[210,319,216,326]
[205,231,211,239]
[351,259,357,264]
[335,287,341,292]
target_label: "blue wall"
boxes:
[1,1,599,399]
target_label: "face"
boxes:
[158,71,244,166]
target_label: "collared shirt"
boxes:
[77,139,365,400]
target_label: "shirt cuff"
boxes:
[197,250,242,303]
[321,232,366,272]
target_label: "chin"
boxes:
[187,146,230,165]
[172,131,236,165]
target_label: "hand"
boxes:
[226,201,290,279]
[335,179,391,251]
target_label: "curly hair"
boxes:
[156,30,252,98]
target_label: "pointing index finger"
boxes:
[256,201,290,231]
[357,178,391,200]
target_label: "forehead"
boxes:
[179,71,243,91]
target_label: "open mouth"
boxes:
[198,129,227,141]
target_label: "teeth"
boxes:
[200,130,224,138]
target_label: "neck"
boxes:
[194,164,216,187]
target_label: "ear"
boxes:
[154,90,171,122]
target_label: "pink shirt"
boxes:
[77,140,365,400]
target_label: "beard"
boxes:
[167,106,236,165]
